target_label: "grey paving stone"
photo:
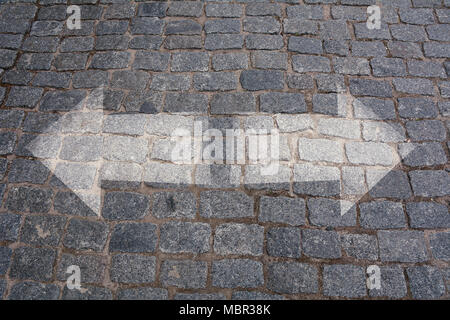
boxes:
[292,54,331,73]
[167,1,203,17]
[196,164,241,189]
[259,196,305,226]
[398,97,438,119]
[214,223,264,256]
[362,122,406,143]
[50,163,97,190]
[117,287,168,300]
[160,221,211,254]
[260,92,306,113]
[276,114,313,132]
[110,254,156,284]
[124,91,163,113]
[130,17,165,35]
[63,219,109,252]
[298,138,343,163]
[205,19,241,34]
[379,230,428,263]
[56,253,106,284]
[100,162,142,190]
[170,52,208,72]
[245,34,284,50]
[40,90,87,111]
[72,70,108,88]
[424,42,450,58]
[160,260,208,289]
[0,132,9,156]
[323,265,366,298]
[2,70,33,85]
[430,232,449,261]
[17,53,54,71]
[369,266,407,298]
[409,170,450,197]
[243,16,280,34]
[312,93,347,117]
[6,86,43,108]
[267,262,318,294]
[240,70,284,90]
[333,57,371,75]
[212,259,264,288]
[0,34,23,50]
[426,24,450,41]
[212,53,247,71]
[412,0,442,7]
[61,285,113,300]
[102,192,149,221]
[351,41,387,57]
[104,3,135,19]
[103,113,147,136]
[408,60,447,78]
[151,191,196,219]
[109,223,157,253]
[206,3,243,17]
[0,246,12,276]
[0,213,21,242]
[390,24,427,42]
[22,36,59,52]
[407,266,446,299]
[59,136,103,162]
[151,74,191,91]
[8,282,60,300]
[302,229,341,259]
[251,51,287,70]
[54,53,88,71]
[90,51,130,69]
[371,57,406,77]
[138,2,167,17]
[60,37,94,52]
[143,162,192,188]
[308,198,356,227]
[103,136,147,163]
[6,186,53,214]
[349,79,393,97]
[210,92,256,114]
[54,191,99,217]
[200,191,254,219]
[342,166,366,195]
[10,247,56,281]
[323,39,349,56]
[317,118,360,139]
[20,214,66,247]
[293,164,340,197]
[287,5,324,19]
[366,169,413,199]
[193,72,237,92]
[345,142,394,166]
[320,20,351,40]
[267,227,301,258]
[31,20,64,36]
[340,234,378,260]
[393,78,434,95]
[129,35,163,50]
[0,49,18,68]
[359,201,407,229]
[354,22,391,40]
[406,202,450,229]
[406,120,447,142]
[110,70,149,91]
[7,159,49,184]
[439,81,450,98]
[166,20,202,36]
[398,142,447,167]
[315,74,346,93]
[95,20,129,36]
[388,41,423,58]
[246,3,281,16]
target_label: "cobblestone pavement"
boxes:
[0,0,449,300]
